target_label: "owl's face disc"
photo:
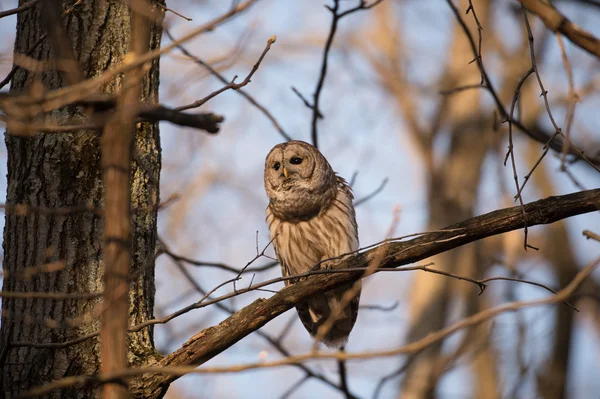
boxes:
[264,141,318,192]
[264,141,337,221]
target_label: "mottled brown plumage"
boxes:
[264,140,360,348]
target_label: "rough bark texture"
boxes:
[0,1,163,397]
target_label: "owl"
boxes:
[264,140,360,348]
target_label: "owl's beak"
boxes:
[283,167,288,179]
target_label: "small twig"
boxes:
[156,3,192,21]
[514,130,561,199]
[0,34,46,90]
[165,29,292,141]
[360,301,399,312]
[159,238,278,274]
[466,0,484,84]
[522,7,561,134]
[291,86,323,118]
[174,35,277,111]
[348,171,358,187]
[279,375,310,399]
[311,0,386,148]
[354,177,389,207]
[439,83,485,96]
[372,357,413,399]
[583,229,600,242]
[504,66,536,251]
[0,0,38,19]
[556,33,578,170]
[337,348,353,399]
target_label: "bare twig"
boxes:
[158,238,278,274]
[156,3,192,21]
[0,34,47,90]
[0,0,38,19]
[174,35,277,111]
[354,177,389,206]
[1,103,225,134]
[291,86,323,118]
[505,66,536,250]
[556,33,578,169]
[165,29,291,141]
[360,301,399,312]
[337,349,352,399]
[522,7,561,134]
[583,229,600,242]
[310,0,386,148]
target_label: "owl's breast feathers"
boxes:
[266,177,357,276]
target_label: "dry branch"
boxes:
[25,241,600,398]
[518,0,600,58]
[174,35,277,111]
[165,29,289,139]
[15,190,600,396]
[0,0,38,19]
[127,188,599,397]
[309,0,385,148]
[0,98,224,134]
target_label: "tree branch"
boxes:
[0,0,38,20]
[0,103,224,134]
[25,248,600,398]
[129,188,599,397]
[518,0,600,59]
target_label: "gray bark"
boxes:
[0,1,163,397]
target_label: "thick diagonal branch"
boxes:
[129,188,599,397]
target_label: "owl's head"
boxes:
[264,141,337,220]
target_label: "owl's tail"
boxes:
[295,282,361,348]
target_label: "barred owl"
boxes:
[264,140,360,348]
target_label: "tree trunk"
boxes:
[0,1,163,397]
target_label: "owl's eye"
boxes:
[273,162,281,171]
[290,157,303,165]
